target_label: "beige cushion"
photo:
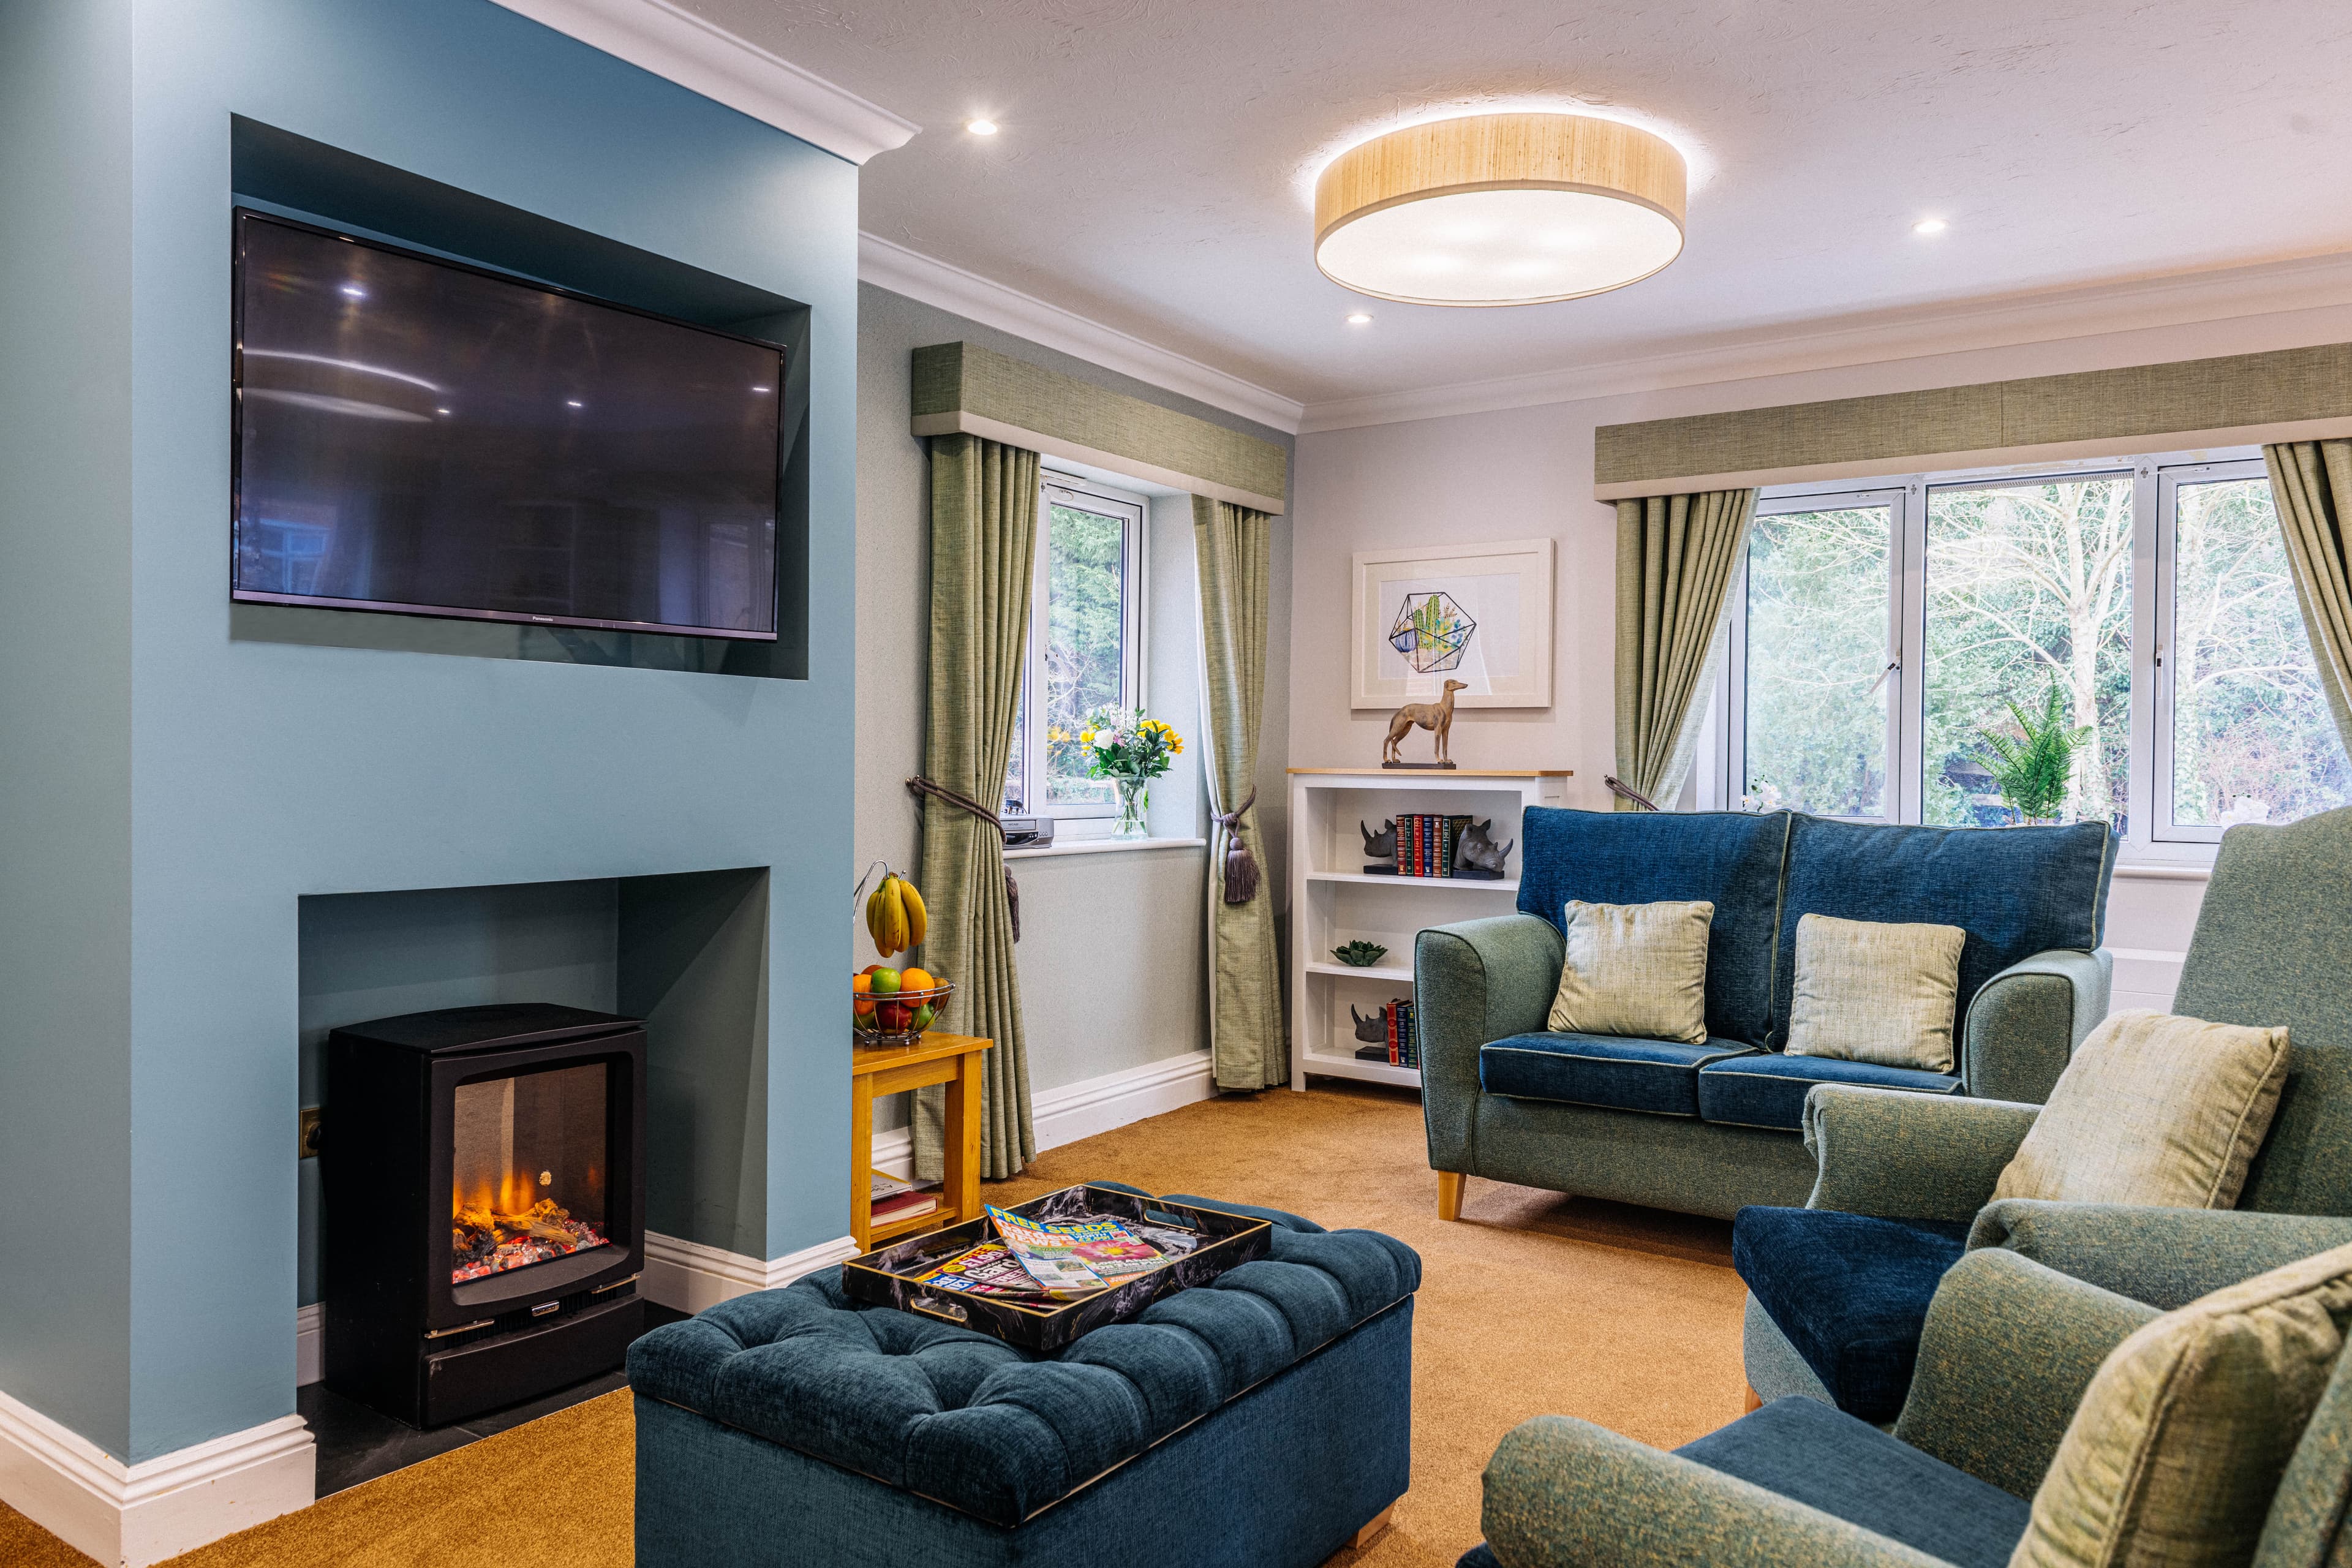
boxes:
[1784,912,1966,1072]
[1994,1009,2291,1209]
[2012,1240,2352,1568]
[1547,899,1713,1045]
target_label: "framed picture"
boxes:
[1351,538,1555,709]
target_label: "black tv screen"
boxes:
[232,210,783,640]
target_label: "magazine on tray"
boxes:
[905,1205,1201,1303]
[912,1241,1050,1298]
[987,1205,1113,1295]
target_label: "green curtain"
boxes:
[2264,440,2352,752]
[1194,496,1284,1090]
[913,434,1039,1180]
[1614,489,1758,808]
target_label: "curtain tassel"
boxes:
[1212,786,1261,904]
[905,777,1021,942]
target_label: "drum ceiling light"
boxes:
[1314,111,1687,307]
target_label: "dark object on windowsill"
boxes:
[1002,814,1054,849]
[1332,940,1390,968]
[1604,775,1661,811]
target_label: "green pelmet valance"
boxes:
[911,341,1287,514]
[1595,341,2352,499]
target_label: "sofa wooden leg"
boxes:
[1352,1502,1397,1548]
[1436,1170,1464,1221]
[1744,1384,1763,1414]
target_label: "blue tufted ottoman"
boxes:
[628,1192,1420,1568]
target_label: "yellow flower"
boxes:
[1048,726,1068,743]
[1079,728,1096,745]
[1169,735,1183,754]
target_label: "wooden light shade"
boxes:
[1313,112,1688,307]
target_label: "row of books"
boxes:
[1393,814,1466,877]
[1353,995,1420,1068]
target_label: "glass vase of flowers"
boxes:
[1074,706,1183,839]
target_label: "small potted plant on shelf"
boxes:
[1071,706,1183,839]
[1977,684,2091,825]
[851,864,951,1046]
[1331,940,1389,968]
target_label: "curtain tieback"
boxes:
[905,777,1020,941]
[1210,786,1261,905]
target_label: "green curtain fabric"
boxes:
[1193,496,1285,1090]
[913,434,1040,1180]
[2263,440,2352,751]
[1614,489,1758,808]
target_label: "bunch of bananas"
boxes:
[865,870,927,959]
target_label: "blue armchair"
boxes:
[1740,804,2352,1421]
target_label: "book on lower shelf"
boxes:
[871,1172,940,1224]
[1381,995,1419,1069]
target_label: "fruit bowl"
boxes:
[851,980,954,1048]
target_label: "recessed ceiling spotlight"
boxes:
[565,399,584,409]
[339,284,367,299]
[752,385,772,393]
[435,407,451,415]
[965,119,999,136]
[1913,217,1949,235]
[1346,312,1374,325]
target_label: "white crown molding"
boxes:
[1297,249,2352,434]
[860,234,1306,435]
[0,1390,313,1568]
[488,0,919,165]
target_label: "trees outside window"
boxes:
[1006,478,1144,820]
[1713,449,2350,853]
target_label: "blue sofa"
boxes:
[1415,809,2117,1222]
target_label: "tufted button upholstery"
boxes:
[627,1193,1420,1526]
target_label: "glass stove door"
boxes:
[450,1061,612,1285]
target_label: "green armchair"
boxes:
[1743,804,2352,1415]
[1469,1245,2352,1568]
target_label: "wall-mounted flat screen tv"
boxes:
[232,209,783,640]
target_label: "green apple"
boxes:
[870,967,902,994]
[910,1003,936,1031]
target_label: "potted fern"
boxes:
[1978,684,2092,824]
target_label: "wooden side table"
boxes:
[850,1032,990,1251]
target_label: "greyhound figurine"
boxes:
[1383,679,1468,767]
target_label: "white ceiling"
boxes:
[680,0,2352,424]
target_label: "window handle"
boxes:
[1867,660,1900,698]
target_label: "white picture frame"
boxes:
[1350,538,1555,709]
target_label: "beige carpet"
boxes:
[3,1082,1747,1567]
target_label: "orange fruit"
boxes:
[900,968,935,993]
[852,973,873,993]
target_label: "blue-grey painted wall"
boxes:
[0,0,138,1468]
[2,0,857,1463]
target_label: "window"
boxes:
[1714,450,2351,854]
[1005,475,1145,821]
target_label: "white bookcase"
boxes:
[1286,768,1572,1091]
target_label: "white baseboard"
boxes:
[293,1049,1216,1376]
[295,1304,323,1388]
[0,1390,313,1568]
[639,1231,863,1315]
[871,1047,1216,1180]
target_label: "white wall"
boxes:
[1289,298,2352,996]
[856,284,1295,1129]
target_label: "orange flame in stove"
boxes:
[451,1167,545,1224]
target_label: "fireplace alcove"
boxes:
[299,866,772,1425]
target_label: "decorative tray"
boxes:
[840,1183,1272,1352]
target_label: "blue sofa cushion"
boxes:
[1480,1032,1757,1118]
[1697,1052,1961,1133]
[1770,815,2116,1050]
[626,1189,1420,1526]
[1732,1207,1971,1422]
[1677,1396,2032,1568]
[1517,808,1793,1046]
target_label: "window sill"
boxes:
[2111,861,2214,881]
[1005,836,1207,861]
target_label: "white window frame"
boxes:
[1009,472,1147,824]
[1712,446,2285,865]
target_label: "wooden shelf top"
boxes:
[851,1031,992,1077]
[1286,767,1574,777]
